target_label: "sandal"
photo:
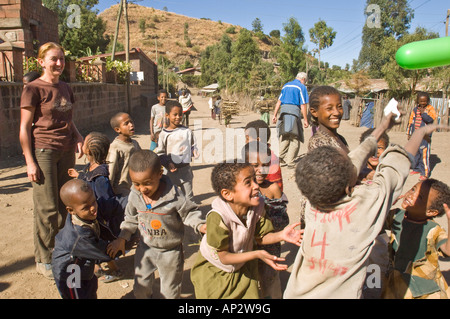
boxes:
[94,267,107,278]
[100,270,123,283]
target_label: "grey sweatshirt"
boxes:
[118,175,204,250]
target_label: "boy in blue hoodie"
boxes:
[52,179,115,299]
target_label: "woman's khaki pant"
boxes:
[32,148,75,264]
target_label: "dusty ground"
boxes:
[1,90,449,299]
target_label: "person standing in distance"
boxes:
[272,72,309,169]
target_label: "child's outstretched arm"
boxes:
[258,222,303,247]
[219,222,303,271]
[404,124,450,156]
[217,249,289,271]
[439,204,450,256]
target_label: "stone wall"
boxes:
[0,82,155,160]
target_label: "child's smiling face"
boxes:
[248,151,271,185]
[228,166,261,208]
[157,93,168,105]
[401,181,438,220]
[166,105,183,128]
[311,94,343,131]
[67,189,98,221]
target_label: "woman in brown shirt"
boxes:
[19,42,84,279]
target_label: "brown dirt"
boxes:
[1,91,449,299]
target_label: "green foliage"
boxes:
[225,26,236,34]
[42,0,109,58]
[357,0,414,77]
[380,27,439,98]
[199,30,277,93]
[139,19,146,33]
[105,57,132,84]
[252,18,263,33]
[23,56,42,74]
[269,30,281,38]
[309,20,336,53]
[278,17,306,83]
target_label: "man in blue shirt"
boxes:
[272,72,309,169]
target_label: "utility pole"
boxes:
[446,9,449,37]
[123,0,129,63]
[111,0,124,61]
[111,0,131,113]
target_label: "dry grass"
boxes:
[99,4,275,66]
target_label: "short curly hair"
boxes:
[245,120,271,141]
[110,112,129,130]
[211,160,252,200]
[295,146,354,208]
[129,150,161,173]
[424,179,450,217]
[416,91,430,103]
[165,100,182,114]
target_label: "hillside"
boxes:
[99,4,276,67]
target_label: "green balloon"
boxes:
[395,37,450,70]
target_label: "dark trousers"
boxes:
[55,276,98,299]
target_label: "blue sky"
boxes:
[94,0,449,68]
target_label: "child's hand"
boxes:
[107,238,126,259]
[67,168,79,178]
[168,163,177,172]
[281,222,304,246]
[198,223,207,234]
[192,149,200,159]
[423,123,450,135]
[259,250,288,271]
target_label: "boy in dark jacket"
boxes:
[52,179,114,299]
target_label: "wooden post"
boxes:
[111,0,123,61]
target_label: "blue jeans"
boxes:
[150,140,158,151]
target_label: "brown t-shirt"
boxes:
[20,78,76,151]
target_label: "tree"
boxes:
[229,29,261,92]
[43,0,110,57]
[358,0,414,77]
[199,33,233,87]
[252,18,263,33]
[309,19,336,70]
[277,17,306,83]
[345,71,371,96]
[269,30,281,38]
[199,30,276,94]
[380,27,439,97]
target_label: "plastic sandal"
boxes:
[100,270,123,283]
